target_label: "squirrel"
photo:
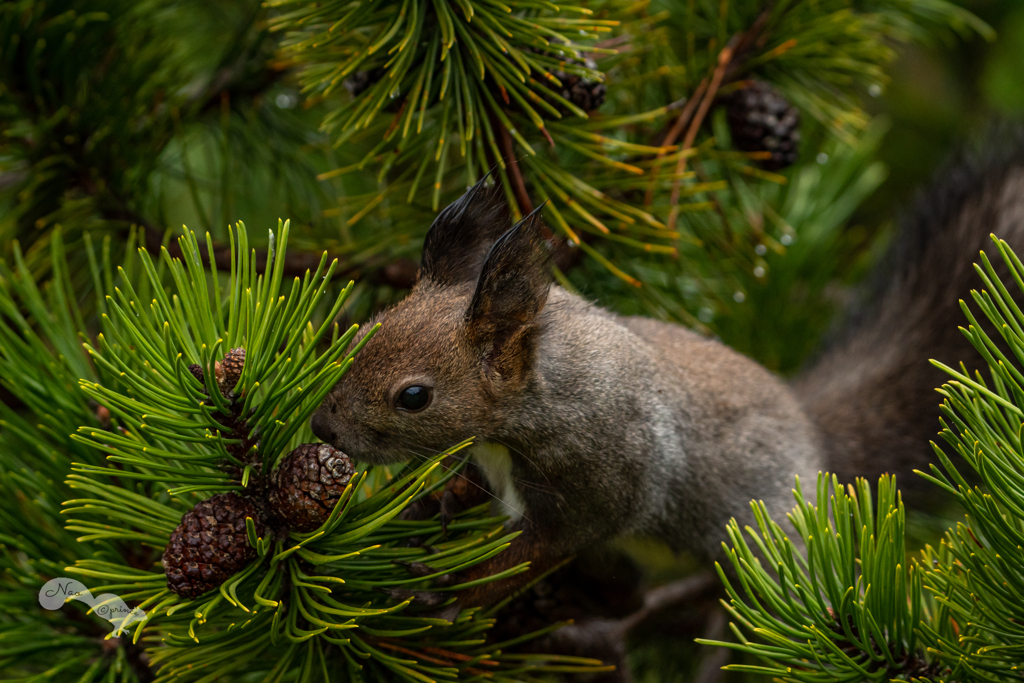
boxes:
[310,138,1024,607]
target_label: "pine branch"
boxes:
[618,571,719,633]
[0,1,305,282]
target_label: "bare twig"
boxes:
[661,80,709,152]
[501,569,719,683]
[618,570,719,634]
[649,7,774,223]
[723,8,774,83]
[489,109,583,273]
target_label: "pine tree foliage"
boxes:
[0,1,327,283]
[922,237,1024,677]
[269,0,990,295]
[0,224,606,682]
[0,234,129,680]
[701,237,1024,682]
[0,0,994,365]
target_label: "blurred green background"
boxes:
[859,0,1024,229]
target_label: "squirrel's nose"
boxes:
[310,411,337,444]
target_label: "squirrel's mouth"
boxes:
[330,434,416,467]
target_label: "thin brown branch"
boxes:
[503,569,719,683]
[489,109,584,273]
[648,7,774,220]
[495,120,534,216]
[618,570,719,634]
[643,78,708,208]
[666,43,733,232]
[723,8,774,83]
[661,80,709,152]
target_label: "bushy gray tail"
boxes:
[793,130,1024,497]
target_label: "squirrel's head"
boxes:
[310,178,553,464]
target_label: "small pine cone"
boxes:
[344,67,387,98]
[216,348,245,395]
[722,80,800,170]
[269,443,355,532]
[521,47,605,116]
[542,56,606,115]
[163,493,266,599]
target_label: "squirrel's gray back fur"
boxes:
[793,131,1024,498]
[493,290,821,562]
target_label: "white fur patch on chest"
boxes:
[469,442,526,524]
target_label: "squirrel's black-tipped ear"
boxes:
[466,205,552,381]
[418,176,511,286]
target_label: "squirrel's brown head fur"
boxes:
[311,179,553,464]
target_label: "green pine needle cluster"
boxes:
[0,224,605,682]
[922,237,1024,677]
[704,473,939,681]
[701,237,1024,682]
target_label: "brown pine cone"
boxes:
[268,443,356,532]
[187,363,209,399]
[163,492,266,599]
[547,66,606,115]
[721,80,800,170]
[530,50,606,115]
[215,348,245,395]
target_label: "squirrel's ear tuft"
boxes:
[466,205,552,380]
[418,176,511,286]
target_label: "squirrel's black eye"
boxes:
[396,385,431,412]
